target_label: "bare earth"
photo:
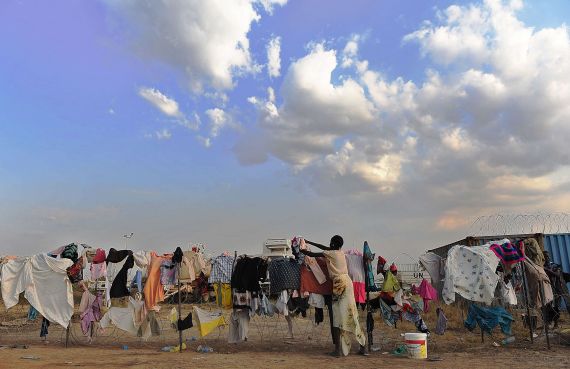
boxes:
[2,300,570,368]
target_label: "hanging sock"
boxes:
[28,306,38,320]
[40,318,50,338]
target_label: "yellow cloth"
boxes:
[214,283,232,308]
[382,271,401,292]
[332,274,366,356]
[193,306,226,337]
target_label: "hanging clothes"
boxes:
[109,253,134,299]
[363,241,378,292]
[40,318,50,338]
[1,254,74,328]
[489,242,525,266]
[130,270,143,292]
[60,243,79,262]
[28,305,38,320]
[300,258,332,295]
[184,251,209,279]
[231,256,267,292]
[100,297,155,338]
[382,271,400,292]
[418,279,437,312]
[377,255,387,275]
[214,283,232,308]
[228,309,250,343]
[79,290,102,336]
[418,252,444,285]
[345,253,366,304]
[522,238,545,266]
[160,259,177,286]
[90,248,107,280]
[144,252,169,310]
[208,255,235,284]
[442,242,504,305]
[435,308,447,335]
[193,306,226,337]
[464,304,514,335]
[524,259,554,308]
[268,257,301,295]
[177,312,193,331]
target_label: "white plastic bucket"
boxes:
[404,333,427,359]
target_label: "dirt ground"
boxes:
[2,300,570,368]
[1,344,570,369]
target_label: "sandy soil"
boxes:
[1,344,570,369]
[2,300,570,368]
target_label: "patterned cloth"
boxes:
[382,271,400,292]
[442,242,504,305]
[208,255,235,284]
[331,273,366,355]
[160,259,178,286]
[363,241,378,292]
[489,242,525,265]
[435,308,447,335]
[268,257,300,294]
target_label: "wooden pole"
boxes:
[177,262,183,353]
[65,324,70,348]
[539,276,551,350]
[521,261,534,343]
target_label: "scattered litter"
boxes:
[122,345,129,350]
[492,341,500,347]
[502,336,515,345]
[161,346,173,352]
[196,344,213,353]
[20,355,40,360]
[382,352,389,355]
[370,346,381,352]
[1,344,28,349]
[428,356,443,362]
[170,343,187,352]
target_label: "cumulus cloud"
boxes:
[240,0,570,221]
[267,36,282,78]
[155,129,172,140]
[105,0,287,92]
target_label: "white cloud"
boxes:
[240,0,570,211]
[138,87,199,131]
[138,87,182,117]
[205,108,229,138]
[267,36,282,78]
[155,129,172,140]
[105,0,287,93]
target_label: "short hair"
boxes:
[331,235,344,249]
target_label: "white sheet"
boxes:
[1,254,73,328]
[442,240,506,305]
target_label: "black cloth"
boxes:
[109,253,134,298]
[40,318,50,338]
[106,248,131,264]
[268,257,300,295]
[177,312,193,331]
[315,307,323,325]
[173,247,183,264]
[231,257,267,292]
[288,296,309,317]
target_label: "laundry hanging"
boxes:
[1,253,74,328]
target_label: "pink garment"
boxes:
[353,281,366,304]
[79,290,102,336]
[418,279,438,312]
[90,262,107,280]
[344,249,363,256]
[305,256,327,284]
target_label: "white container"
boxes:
[404,332,427,359]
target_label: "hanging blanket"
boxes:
[442,241,505,305]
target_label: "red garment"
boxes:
[300,258,332,295]
[353,281,366,303]
[92,248,106,264]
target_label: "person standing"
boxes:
[302,235,368,357]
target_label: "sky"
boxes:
[1,0,569,260]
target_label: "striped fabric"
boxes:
[489,242,525,265]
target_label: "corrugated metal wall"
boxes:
[544,233,570,273]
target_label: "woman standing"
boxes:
[302,235,367,357]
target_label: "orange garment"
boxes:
[144,252,170,310]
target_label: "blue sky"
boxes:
[1,0,569,258]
